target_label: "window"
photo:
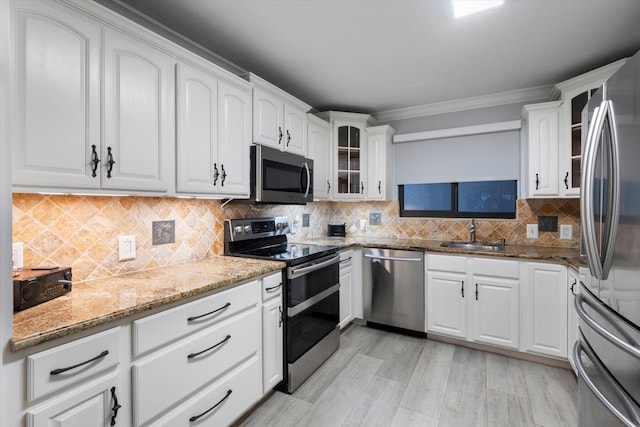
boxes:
[399,180,517,219]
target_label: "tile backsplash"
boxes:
[13,194,579,282]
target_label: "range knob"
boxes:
[243,225,251,233]
[234,225,243,234]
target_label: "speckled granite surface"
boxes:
[12,256,285,352]
[293,236,581,269]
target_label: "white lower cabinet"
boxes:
[523,262,568,358]
[427,254,520,350]
[132,286,261,426]
[339,250,354,329]
[26,373,122,427]
[261,272,284,393]
[567,268,580,373]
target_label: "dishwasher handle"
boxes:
[364,254,422,262]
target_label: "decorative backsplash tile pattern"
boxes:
[13,194,579,282]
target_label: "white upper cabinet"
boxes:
[522,101,562,198]
[366,125,395,201]
[176,63,251,197]
[12,0,101,190]
[554,59,626,198]
[103,29,173,193]
[307,114,333,200]
[216,80,252,196]
[249,73,311,157]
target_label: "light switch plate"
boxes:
[560,224,573,240]
[119,235,136,261]
[526,224,538,239]
[12,242,24,270]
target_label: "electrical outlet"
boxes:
[560,224,573,240]
[12,242,24,270]
[526,224,538,239]
[302,213,309,227]
[359,219,367,231]
[119,235,136,261]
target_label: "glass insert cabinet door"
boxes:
[336,125,363,195]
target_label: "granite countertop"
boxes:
[295,236,581,268]
[12,256,285,352]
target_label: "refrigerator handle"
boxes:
[574,335,640,427]
[600,101,621,280]
[575,290,640,358]
[581,103,606,279]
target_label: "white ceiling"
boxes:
[108,0,640,117]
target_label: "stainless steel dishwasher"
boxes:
[363,248,425,332]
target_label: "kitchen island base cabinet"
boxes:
[26,374,122,427]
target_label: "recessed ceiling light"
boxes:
[452,0,504,18]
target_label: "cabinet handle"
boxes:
[535,173,539,190]
[213,163,219,185]
[187,302,230,322]
[571,279,577,295]
[187,334,231,359]
[91,144,100,178]
[564,172,569,189]
[461,280,464,298]
[265,283,282,292]
[278,127,283,144]
[378,180,381,194]
[286,129,291,146]
[327,180,331,193]
[106,147,116,179]
[189,389,232,422]
[110,386,122,426]
[221,164,227,186]
[279,306,283,327]
[361,181,364,194]
[50,350,109,375]
[475,283,479,300]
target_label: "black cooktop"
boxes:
[233,242,338,266]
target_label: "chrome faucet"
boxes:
[469,219,476,243]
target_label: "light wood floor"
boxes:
[240,324,578,427]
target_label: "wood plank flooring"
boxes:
[239,325,577,427]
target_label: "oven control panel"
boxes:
[225,216,290,241]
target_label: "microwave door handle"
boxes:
[302,162,310,198]
[574,336,640,427]
[600,101,620,280]
[581,103,606,280]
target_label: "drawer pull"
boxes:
[189,389,232,422]
[187,335,231,359]
[110,386,122,426]
[187,302,231,322]
[50,350,109,375]
[265,283,282,292]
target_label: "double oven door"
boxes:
[283,252,340,392]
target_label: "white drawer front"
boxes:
[27,327,121,402]
[261,272,283,302]
[473,257,519,279]
[427,253,467,273]
[153,356,262,427]
[132,308,260,426]
[133,280,260,356]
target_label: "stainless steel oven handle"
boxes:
[575,289,640,358]
[364,254,422,262]
[574,336,640,427]
[288,254,340,279]
[288,284,339,317]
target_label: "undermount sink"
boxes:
[440,241,505,252]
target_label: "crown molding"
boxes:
[373,85,553,123]
[393,120,521,143]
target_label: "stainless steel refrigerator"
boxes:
[576,49,640,427]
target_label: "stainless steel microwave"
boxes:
[250,145,313,204]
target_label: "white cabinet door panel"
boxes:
[427,271,467,339]
[13,1,100,189]
[283,104,307,156]
[103,30,172,192]
[262,297,283,393]
[472,277,519,349]
[253,88,282,149]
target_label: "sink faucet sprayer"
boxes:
[470,219,476,243]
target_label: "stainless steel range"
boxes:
[224,216,340,393]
